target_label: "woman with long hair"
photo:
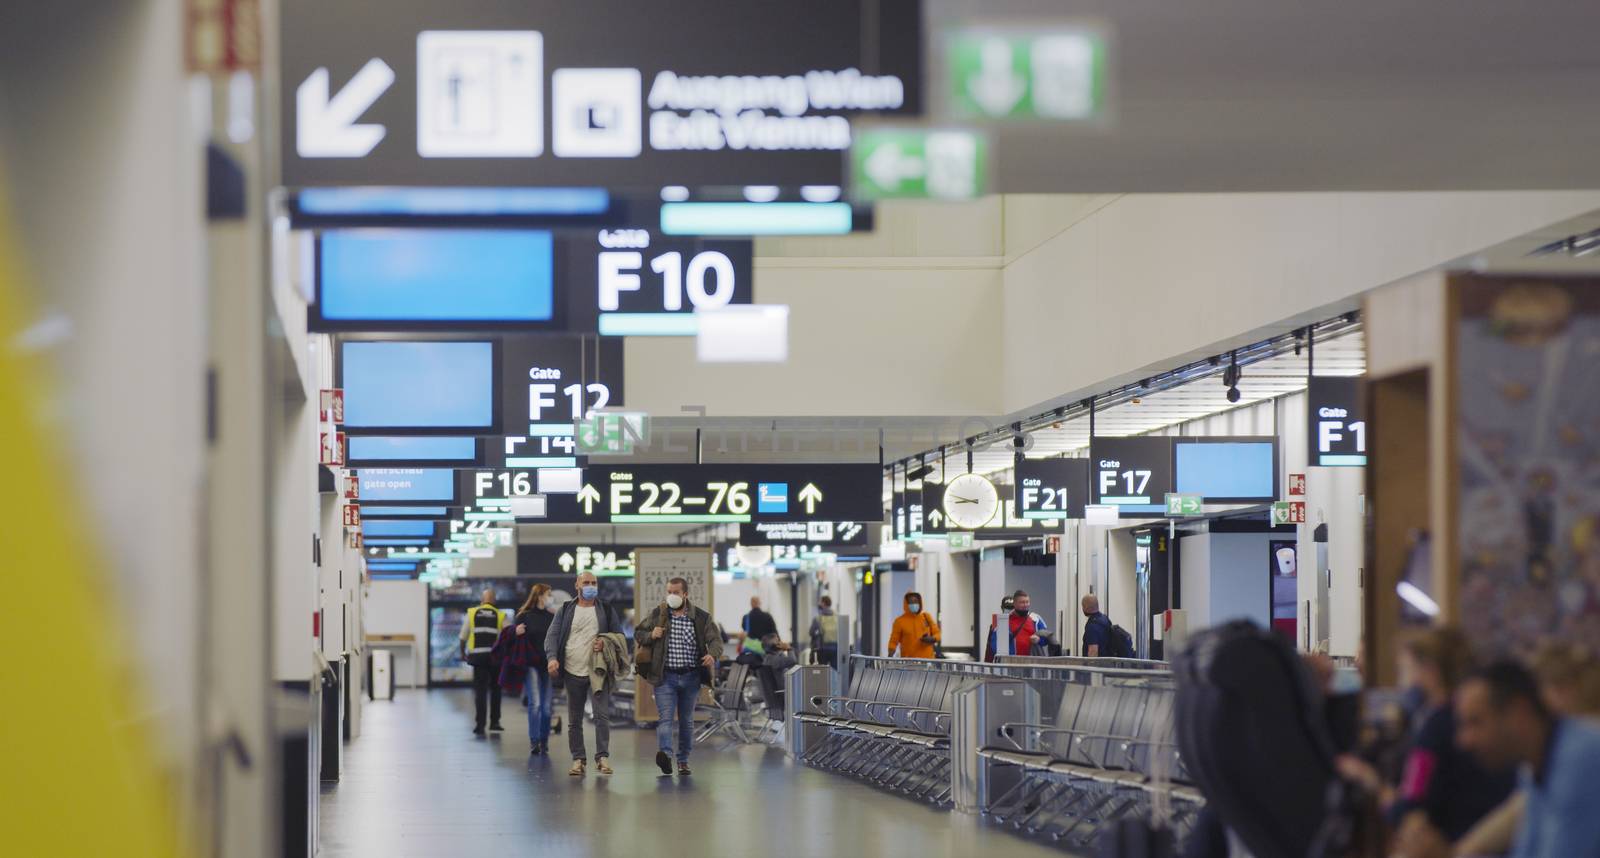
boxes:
[514,584,556,755]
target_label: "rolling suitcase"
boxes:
[1172,621,1336,858]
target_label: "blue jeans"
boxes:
[654,669,702,763]
[525,668,553,745]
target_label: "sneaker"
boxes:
[595,757,614,776]
[530,742,543,756]
[655,750,672,775]
[677,762,691,777]
[568,759,586,777]
[488,723,504,732]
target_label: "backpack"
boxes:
[816,613,838,646]
[1091,613,1134,658]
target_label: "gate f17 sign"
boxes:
[279,0,923,188]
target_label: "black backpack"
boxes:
[1090,614,1134,658]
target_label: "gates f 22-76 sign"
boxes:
[280,0,923,188]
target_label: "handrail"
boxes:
[847,654,1170,681]
[993,654,1168,671]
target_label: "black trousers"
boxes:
[472,662,502,728]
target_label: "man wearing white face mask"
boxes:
[545,571,624,776]
[634,576,723,776]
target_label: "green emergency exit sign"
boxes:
[949,29,1106,121]
[850,128,989,201]
[1165,493,1203,516]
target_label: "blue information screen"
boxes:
[1174,441,1276,501]
[357,468,457,503]
[361,520,437,538]
[348,435,478,462]
[361,506,448,518]
[320,230,554,323]
[341,341,495,429]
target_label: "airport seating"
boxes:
[979,678,1203,848]
[695,662,756,745]
[798,661,981,806]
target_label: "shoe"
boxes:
[677,762,691,777]
[552,717,562,734]
[595,757,613,776]
[530,742,543,756]
[568,759,586,777]
[655,750,672,775]
[473,726,486,736]
[489,723,504,732]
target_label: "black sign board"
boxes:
[739,520,869,547]
[921,482,947,535]
[566,229,753,332]
[486,462,883,524]
[1090,437,1175,514]
[517,543,647,577]
[280,0,923,188]
[1307,376,1367,467]
[891,490,906,540]
[502,336,624,437]
[1014,458,1091,520]
[963,487,1058,541]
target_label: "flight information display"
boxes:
[1173,438,1278,502]
[358,468,459,503]
[347,435,479,464]
[340,340,497,431]
[315,230,556,329]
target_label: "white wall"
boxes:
[1208,533,1274,628]
[365,581,430,687]
[1179,536,1212,630]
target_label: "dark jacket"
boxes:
[543,598,624,672]
[633,599,723,685]
[743,607,778,640]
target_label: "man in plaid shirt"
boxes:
[635,576,723,777]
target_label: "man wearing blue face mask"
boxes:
[545,571,624,776]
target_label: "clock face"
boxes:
[942,472,1000,531]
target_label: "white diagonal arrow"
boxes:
[297,58,394,157]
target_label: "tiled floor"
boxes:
[318,688,1064,857]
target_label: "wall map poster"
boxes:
[1455,275,1600,656]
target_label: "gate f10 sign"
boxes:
[279,0,923,188]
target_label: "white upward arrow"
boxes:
[929,509,944,527]
[297,58,395,157]
[968,38,1026,117]
[577,484,601,514]
[797,483,823,514]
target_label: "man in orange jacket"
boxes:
[887,591,940,659]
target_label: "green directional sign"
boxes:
[1165,493,1204,517]
[947,532,975,550]
[949,29,1106,121]
[575,410,650,455]
[851,127,989,201]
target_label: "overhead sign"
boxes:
[1172,437,1278,503]
[1307,375,1367,467]
[279,0,923,188]
[567,229,753,336]
[965,487,1055,539]
[1164,493,1203,516]
[946,532,974,550]
[1090,436,1175,513]
[921,482,947,535]
[948,28,1106,121]
[739,521,869,547]
[574,410,650,455]
[850,127,989,200]
[1014,458,1090,519]
[502,336,624,437]
[518,544,641,576]
[520,463,883,525]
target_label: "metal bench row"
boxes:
[979,680,1203,847]
[797,664,981,806]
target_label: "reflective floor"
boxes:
[319,689,1066,857]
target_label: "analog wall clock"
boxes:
[942,472,999,530]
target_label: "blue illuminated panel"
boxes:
[357,468,457,503]
[368,562,420,572]
[348,436,477,462]
[361,506,448,517]
[321,230,553,323]
[361,520,437,538]
[660,202,853,236]
[365,538,434,546]
[1174,441,1276,501]
[341,341,494,429]
[298,187,609,217]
